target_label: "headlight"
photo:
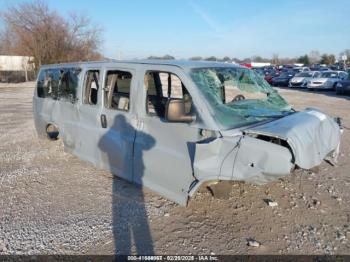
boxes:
[337,83,343,88]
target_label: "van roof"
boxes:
[39,59,241,70]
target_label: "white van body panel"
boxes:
[33,60,342,206]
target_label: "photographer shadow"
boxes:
[98,114,155,255]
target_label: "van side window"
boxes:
[104,70,132,111]
[144,71,192,118]
[37,68,81,103]
[37,69,60,99]
[58,68,81,103]
[37,70,46,98]
[84,70,100,105]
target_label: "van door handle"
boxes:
[100,114,107,128]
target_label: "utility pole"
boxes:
[342,55,347,70]
[116,46,122,60]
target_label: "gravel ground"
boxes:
[0,82,349,255]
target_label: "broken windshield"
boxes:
[190,67,293,129]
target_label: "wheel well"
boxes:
[46,124,59,140]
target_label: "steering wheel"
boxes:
[232,94,245,102]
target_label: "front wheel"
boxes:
[336,87,343,95]
[333,82,337,91]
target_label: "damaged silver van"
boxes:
[33,60,342,205]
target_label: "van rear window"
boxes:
[37,68,81,103]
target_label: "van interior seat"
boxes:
[117,78,131,93]
[145,73,166,117]
[110,77,130,111]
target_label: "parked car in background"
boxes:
[252,68,266,77]
[307,71,348,90]
[310,64,331,72]
[294,66,310,72]
[271,71,295,87]
[318,67,332,71]
[330,63,345,71]
[335,72,350,95]
[264,70,280,85]
[289,71,321,88]
[310,64,320,71]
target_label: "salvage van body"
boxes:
[33,60,342,205]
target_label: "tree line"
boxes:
[149,51,349,65]
[0,1,103,71]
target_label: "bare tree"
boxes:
[309,50,321,64]
[339,49,350,61]
[204,56,217,61]
[0,1,102,70]
[147,55,175,60]
[221,56,231,62]
[0,28,16,55]
[320,53,336,65]
[271,53,279,65]
[189,56,203,61]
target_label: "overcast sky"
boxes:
[1,0,349,59]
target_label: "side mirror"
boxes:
[165,99,195,123]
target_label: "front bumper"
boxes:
[289,82,306,88]
[307,82,333,89]
[273,81,289,86]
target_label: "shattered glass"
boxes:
[37,68,81,103]
[58,68,81,103]
[190,67,293,129]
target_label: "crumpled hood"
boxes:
[244,108,341,169]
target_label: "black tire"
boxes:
[333,82,337,91]
[46,124,59,140]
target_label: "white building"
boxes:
[0,55,35,82]
[251,62,271,68]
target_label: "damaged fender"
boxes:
[189,136,240,197]
[189,133,294,196]
[231,135,294,184]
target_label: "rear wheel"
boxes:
[46,124,59,140]
[336,87,342,95]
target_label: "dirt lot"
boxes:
[0,82,349,255]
